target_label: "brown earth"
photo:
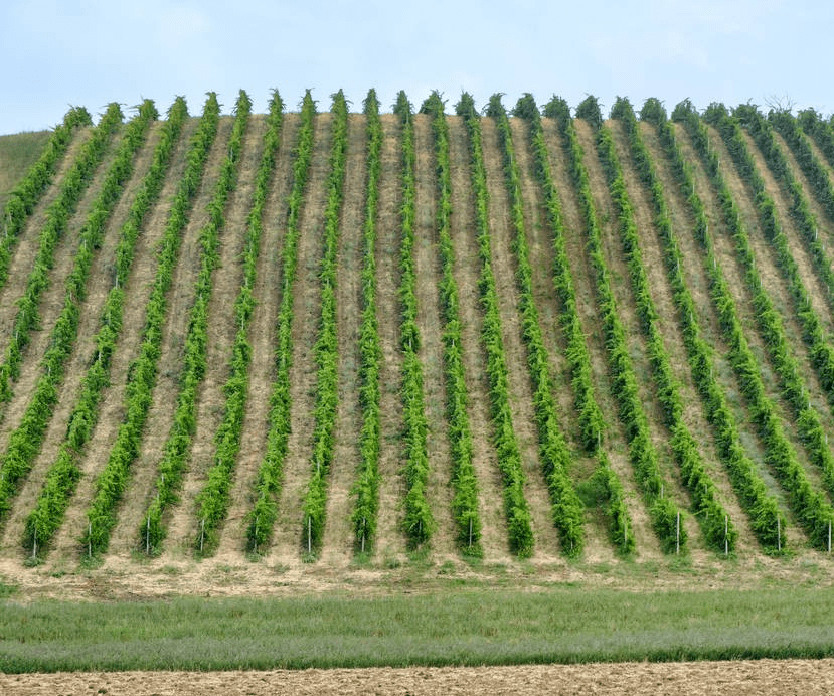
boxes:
[3,660,833,695]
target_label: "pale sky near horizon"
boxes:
[0,0,830,134]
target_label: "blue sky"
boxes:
[0,0,830,134]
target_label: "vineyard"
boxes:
[5,88,834,591]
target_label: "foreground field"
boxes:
[4,89,834,676]
[4,660,834,696]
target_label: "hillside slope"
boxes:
[3,91,834,594]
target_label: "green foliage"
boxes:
[0,103,123,405]
[0,107,92,290]
[489,94,583,556]
[349,89,383,553]
[524,97,633,552]
[81,93,221,557]
[459,96,533,557]
[246,91,316,553]
[553,96,686,554]
[609,97,735,553]
[23,98,188,557]
[397,92,434,548]
[193,91,284,555]
[301,91,349,556]
[0,101,157,536]
[138,91,251,556]
[672,102,833,550]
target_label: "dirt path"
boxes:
[320,114,365,564]
[371,114,406,560]
[213,114,299,558]
[412,113,456,559]
[4,660,833,695]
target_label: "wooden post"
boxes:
[146,515,150,555]
[307,516,312,554]
[468,517,473,548]
[777,517,782,552]
[724,515,728,556]
[200,518,205,553]
[676,512,680,554]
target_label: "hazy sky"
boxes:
[1,0,830,134]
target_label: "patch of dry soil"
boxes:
[2,660,833,695]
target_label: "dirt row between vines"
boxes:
[4,660,833,695]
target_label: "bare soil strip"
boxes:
[268,113,332,562]
[213,114,299,558]
[447,116,510,560]
[320,114,365,564]
[412,113,456,559]
[371,114,406,560]
[4,660,833,696]
[479,117,562,558]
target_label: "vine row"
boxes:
[349,90,383,553]
[24,98,188,557]
[608,97,736,552]
[457,95,534,557]
[0,106,93,291]
[245,91,316,553]
[192,92,284,555]
[485,94,583,556]
[140,90,252,555]
[554,96,685,553]
[302,91,349,556]
[678,102,833,549]
[521,95,633,554]
[0,103,123,406]
[81,93,221,557]
[0,102,151,535]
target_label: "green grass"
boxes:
[0,130,51,207]
[2,585,834,672]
